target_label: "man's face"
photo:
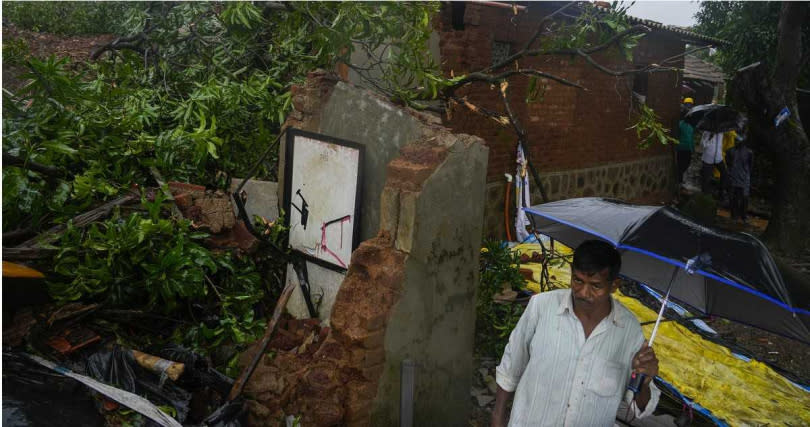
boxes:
[571,268,618,310]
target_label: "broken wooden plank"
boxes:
[18,193,138,248]
[2,247,57,261]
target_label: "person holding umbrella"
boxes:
[683,104,745,199]
[492,240,660,427]
[676,98,696,185]
[700,129,727,197]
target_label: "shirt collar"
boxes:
[557,289,626,328]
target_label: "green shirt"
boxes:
[677,120,694,151]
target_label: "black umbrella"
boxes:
[684,104,745,133]
[524,197,810,344]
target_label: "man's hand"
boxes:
[632,340,659,384]
[491,385,514,427]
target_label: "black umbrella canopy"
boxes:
[684,104,745,133]
[525,197,810,343]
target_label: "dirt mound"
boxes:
[2,23,115,92]
[3,23,114,62]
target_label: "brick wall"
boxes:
[438,3,685,183]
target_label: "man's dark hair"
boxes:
[572,240,622,281]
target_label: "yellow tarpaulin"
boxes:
[510,242,810,426]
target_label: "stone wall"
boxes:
[247,72,488,426]
[483,155,673,240]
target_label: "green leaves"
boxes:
[221,2,265,30]
[475,240,527,357]
[695,1,810,88]
[48,210,213,310]
[627,102,678,149]
[2,1,135,35]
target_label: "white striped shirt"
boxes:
[701,132,724,164]
[496,289,661,427]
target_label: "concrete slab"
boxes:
[229,179,279,223]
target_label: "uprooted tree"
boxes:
[697,1,810,253]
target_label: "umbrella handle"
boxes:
[628,372,646,394]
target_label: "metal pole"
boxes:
[400,359,415,427]
[648,267,680,347]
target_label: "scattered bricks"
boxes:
[313,338,346,361]
[244,365,285,395]
[168,181,205,196]
[301,397,344,427]
[244,400,273,427]
[205,221,258,253]
[192,195,236,233]
[173,192,193,209]
[302,363,340,394]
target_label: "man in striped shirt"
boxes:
[492,240,661,427]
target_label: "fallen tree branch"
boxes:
[3,152,67,178]
[90,33,147,60]
[449,69,586,92]
[485,1,578,73]
[2,246,57,261]
[18,192,139,248]
[498,82,549,203]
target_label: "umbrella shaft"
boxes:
[648,268,679,347]
[648,289,670,347]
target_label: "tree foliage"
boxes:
[694,1,810,88]
[476,241,526,358]
[3,1,682,364]
[2,1,134,35]
[3,1,439,232]
[2,1,438,362]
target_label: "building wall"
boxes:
[437,3,684,238]
[264,72,487,426]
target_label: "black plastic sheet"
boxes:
[85,345,191,423]
[3,352,104,426]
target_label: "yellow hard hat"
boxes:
[683,97,694,104]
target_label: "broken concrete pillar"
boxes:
[244,73,488,426]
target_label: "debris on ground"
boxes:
[1,178,284,426]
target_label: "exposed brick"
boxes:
[361,362,385,382]
[360,329,385,350]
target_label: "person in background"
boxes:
[725,134,753,222]
[491,240,660,427]
[700,130,726,198]
[676,98,696,185]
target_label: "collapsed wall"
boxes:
[240,72,488,426]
